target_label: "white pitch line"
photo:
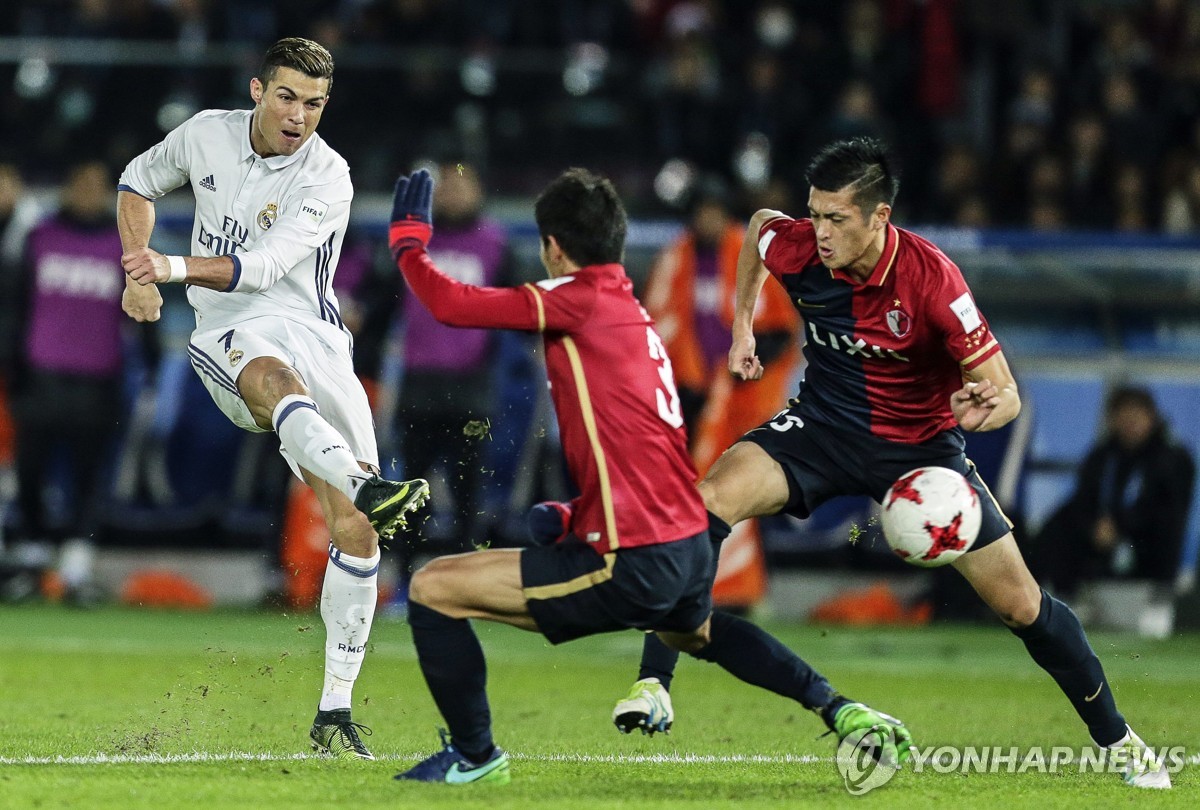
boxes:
[5,751,1196,768]
[0,751,825,767]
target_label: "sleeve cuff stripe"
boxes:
[223,255,242,293]
[961,339,1000,368]
[757,229,777,262]
[117,184,154,200]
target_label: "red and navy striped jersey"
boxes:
[758,217,1001,444]
[399,250,709,553]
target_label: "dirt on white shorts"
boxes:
[187,315,379,480]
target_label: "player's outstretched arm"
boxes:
[951,350,1021,432]
[728,208,785,380]
[390,169,553,332]
[117,190,163,322]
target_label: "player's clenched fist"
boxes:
[950,378,1001,431]
[728,334,764,381]
[122,247,170,285]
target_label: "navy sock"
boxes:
[407,601,494,762]
[638,633,680,690]
[636,511,732,690]
[690,611,839,712]
[1011,589,1126,745]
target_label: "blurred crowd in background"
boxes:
[3,0,1200,229]
[0,1,1198,620]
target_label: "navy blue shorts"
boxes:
[520,532,714,645]
[741,407,1013,549]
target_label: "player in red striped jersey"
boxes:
[387,167,911,786]
[615,138,1169,790]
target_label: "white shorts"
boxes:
[187,316,379,480]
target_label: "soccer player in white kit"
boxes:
[116,38,429,760]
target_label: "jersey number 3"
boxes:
[646,327,684,429]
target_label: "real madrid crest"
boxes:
[227,349,244,366]
[257,202,278,230]
[885,308,912,338]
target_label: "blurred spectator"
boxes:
[1101,71,1155,170]
[824,78,892,145]
[2,161,156,602]
[1028,195,1067,231]
[4,1,1200,227]
[1064,113,1114,229]
[927,142,984,223]
[642,177,799,472]
[361,163,513,581]
[1008,64,1058,130]
[1112,162,1152,232]
[647,20,729,171]
[1034,386,1196,601]
[1162,158,1200,234]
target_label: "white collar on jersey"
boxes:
[238,109,314,170]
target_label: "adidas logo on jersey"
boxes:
[199,174,216,192]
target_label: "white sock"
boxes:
[272,395,369,501]
[318,543,380,712]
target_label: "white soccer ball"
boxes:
[880,466,981,568]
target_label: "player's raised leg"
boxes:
[239,356,429,539]
[954,534,1171,788]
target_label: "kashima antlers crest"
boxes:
[886,308,912,338]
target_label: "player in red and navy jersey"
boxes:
[386,167,912,786]
[613,138,1169,789]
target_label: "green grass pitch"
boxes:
[1,604,1196,808]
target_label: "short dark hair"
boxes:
[534,168,627,266]
[259,37,335,94]
[805,137,900,212]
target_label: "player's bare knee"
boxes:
[409,558,456,612]
[696,478,732,525]
[259,365,307,401]
[991,588,1041,628]
[1005,594,1042,628]
[329,513,376,558]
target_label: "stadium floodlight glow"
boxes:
[654,158,697,208]
[460,53,496,97]
[15,57,53,99]
[563,43,609,97]
[157,96,198,134]
[734,132,771,190]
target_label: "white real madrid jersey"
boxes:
[119,109,353,346]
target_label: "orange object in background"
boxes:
[711,520,768,608]
[645,223,802,611]
[279,480,330,610]
[120,570,213,609]
[808,581,932,626]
